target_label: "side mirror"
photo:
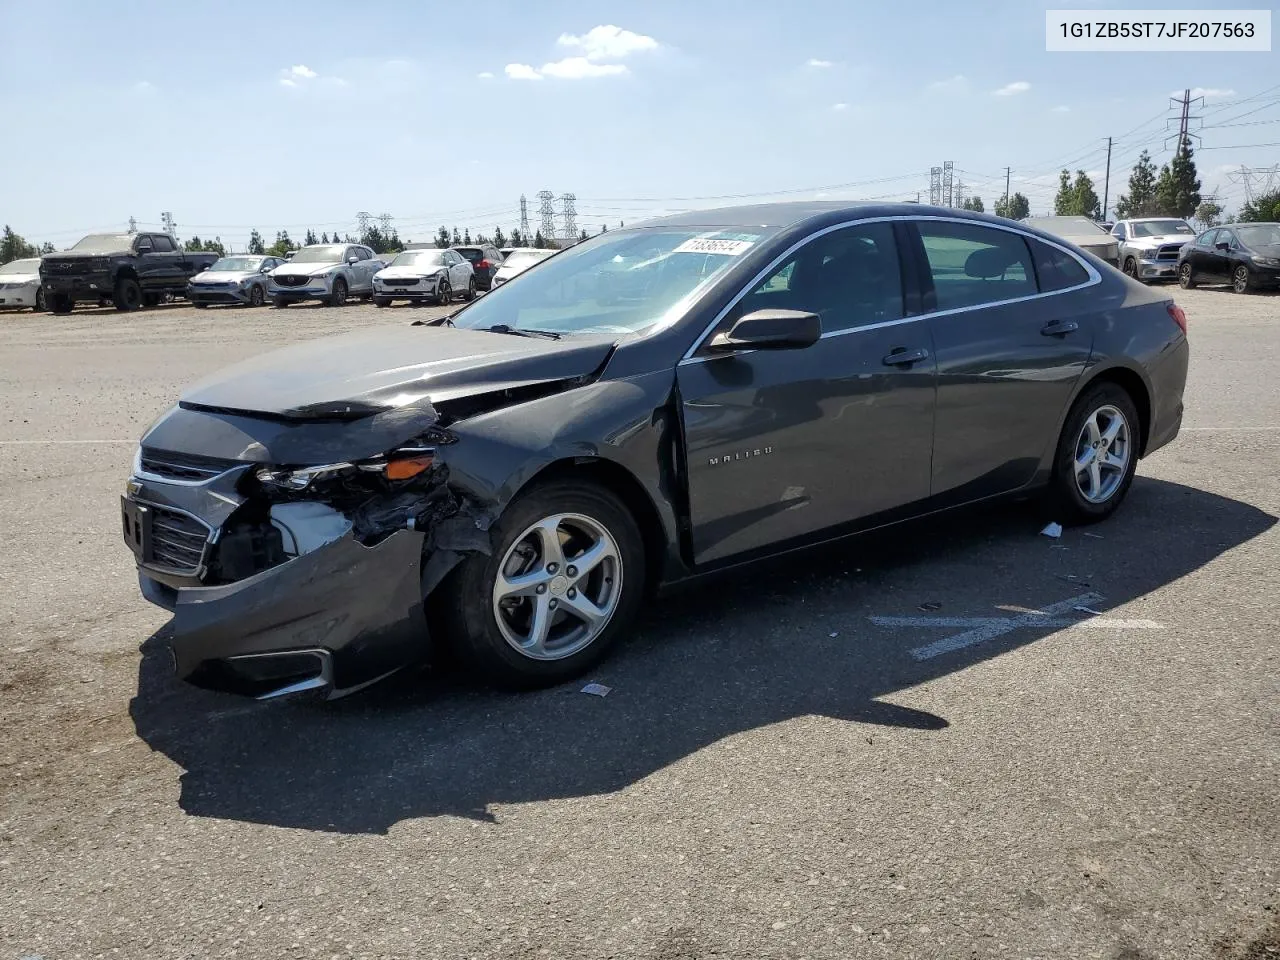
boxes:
[261,265,272,273]
[347,256,359,265]
[1215,241,1230,251]
[707,308,822,352]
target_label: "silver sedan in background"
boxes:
[491,247,556,288]
[186,255,284,308]
[0,258,45,311]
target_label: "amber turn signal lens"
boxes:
[384,454,434,481]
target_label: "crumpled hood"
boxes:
[178,324,618,418]
[271,261,341,279]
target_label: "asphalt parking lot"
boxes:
[2,288,1278,959]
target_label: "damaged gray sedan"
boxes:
[124,202,1188,699]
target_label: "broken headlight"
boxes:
[255,446,436,492]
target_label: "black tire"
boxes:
[435,279,452,306]
[50,293,74,314]
[430,480,646,689]
[1178,263,1196,289]
[113,278,142,311]
[193,302,208,309]
[97,297,111,308]
[273,297,290,309]
[249,284,265,307]
[374,297,391,308]
[1048,382,1141,526]
[329,276,348,307]
[34,287,45,312]
[142,291,161,307]
[1232,264,1253,294]
[463,277,477,301]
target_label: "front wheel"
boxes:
[328,276,348,307]
[373,297,391,308]
[113,278,142,311]
[1232,264,1253,294]
[50,293,74,314]
[1178,263,1196,289]
[1048,382,1140,525]
[435,279,452,306]
[249,284,265,307]
[272,296,290,309]
[34,287,45,312]
[142,291,161,307]
[431,480,646,689]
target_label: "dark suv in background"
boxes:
[450,243,504,290]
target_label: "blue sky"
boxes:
[1,0,1276,251]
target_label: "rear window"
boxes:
[454,248,482,261]
[1029,238,1090,292]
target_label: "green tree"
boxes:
[994,192,1030,220]
[38,241,55,254]
[247,229,265,255]
[360,225,387,253]
[266,230,298,257]
[462,229,472,245]
[493,226,506,248]
[435,226,451,249]
[1113,151,1159,219]
[451,227,462,245]
[578,228,590,241]
[533,230,546,249]
[508,228,523,247]
[1154,137,1201,218]
[961,196,985,213]
[1054,170,1100,219]
[1,225,38,263]
[600,224,608,233]
[304,229,318,246]
[1194,200,1223,228]
[1239,189,1280,222]
[320,232,330,244]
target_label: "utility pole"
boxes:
[942,160,954,207]
[929,167,942,205]
[1102,137,1113,221]
[955,179,965,208]
[536,190,556,245]
[128,216,137,234]
[161,211,176,237]
[1165,88,1203,151]
[1004,167,1011,209]
[518,195,531,245]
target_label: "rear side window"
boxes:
[1029,238,1089,292]
[456,248,482,262]
[152,235,175,253]
[917,221,1036,311]
[1194,231,1215,248]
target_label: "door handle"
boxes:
[882,346,929,367]
[1041,318,1079,336]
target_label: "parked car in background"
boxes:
[1023,216,1119,266]
[491,247,556,288]
[0,257,45,311]
[1178,222,1280,293]
[121,201,1187,699]
[267,243,382,308]
[187,255,284,308]
[40,233,219,313]
[450,243,504,291]
[372,248,475,307]
[1110,218,1196,283]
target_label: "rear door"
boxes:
[906,218,1095,504]
[676,220,937,565]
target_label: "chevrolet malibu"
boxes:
[123,202,1188,700]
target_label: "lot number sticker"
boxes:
[673,237,755,256]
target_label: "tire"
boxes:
[1178,263,1196,289]
[193,302,208,309]
[34,287,45,312]
[98,297,111,308]
[142,291,161,307]
[358,291,372,302]
[431,480,646,689]
[1232,264,1253,294]
[374,297,391,308]
[50,293,74,315]
[249,284,265,307]
[272,297,290,309]
[435,279,452,306]
[329,276,348,307]
[463,277,477,301]
[1048,382,1141,525]
[112,278,142,311]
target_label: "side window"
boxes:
[917,221,1036,311]
[342,247,356,262]
[1028,238,1089,292]
[738,221,904,334]
[360,246,374,260]
[135,235,154,253]
[1112,224,1127,240]
[154,235,176,252]
[1195,231,1214,248]
[1223,230,1240,250]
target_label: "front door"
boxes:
[677,220,937,566]
[907,219,1094,504]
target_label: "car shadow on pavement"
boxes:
[129,476,1276,833]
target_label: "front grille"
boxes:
[383,278,419,286]
[149,505,212,574]
[1156,244,1184,261]
[43,260,86,274]
[273,274,310,287]
[139,448,238,482]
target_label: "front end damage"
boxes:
[126,407,496,700]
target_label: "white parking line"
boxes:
[0,439,135,444]
[1182,426,1280,433]
[869,593,1163,661]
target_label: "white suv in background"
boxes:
[267,243,383,307]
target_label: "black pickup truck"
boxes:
[40,232,220,313]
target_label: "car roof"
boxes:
[634,200,1032,232]
[1218,221,1277,228]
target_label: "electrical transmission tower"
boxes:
[1165,88,1203,149]
[560,193,577,241]
[942,161,955,207]
[929,167,942,205]
[356,211,372,235]
[1228,164,1280,203]
[378,213,393,234]
[536,190,556,244]
[519,195,531,243]
[128,216,137,234]
[161,211,176,236]
[955,180,965,208]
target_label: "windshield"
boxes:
[501,250,552,269]
[1032,217,1109,235]
[70,234,134,254]
[208,257,263,272]
[0,258,40,275]
[447,228,771,336]
[1236,224,1280,247]
[1131,220,1194,238]
[388,250,446,268]
[290,244,347,263]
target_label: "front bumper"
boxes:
[42,273,113,301]
[268,275,333,302]
[187,283,253,305]
[0,284,39,307]
[1137,258,1179,280]
[374,279,441,300]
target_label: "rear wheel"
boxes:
[329,276,348,307]
[463,277,477,301]
[50,293,74,314]
[1178,263,1196,289]
[1048,382,1140,525]
[431,480,645,689]
[1232,264,1253,294]
[113,278,142,311]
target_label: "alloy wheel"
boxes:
[1073,404,1131,504]
[491,512,623,661]
[1178,264,1193,288]
[1233,266,1250,294]
[250,284,264,307]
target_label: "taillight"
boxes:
[1167,301,1187,335]
[477,259,490,270]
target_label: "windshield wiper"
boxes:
[412,314,453,327]
[486,324,561,340]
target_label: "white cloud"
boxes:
[131,80,155,94]
[927,74,968,93]
[994,80,1031,96]
[505,63,543,81]
[279,64,320,88]
[807,58,833,68]
[832,102,848,111]
[477,71,494,79]
[540,57,628,79]
[1176,87,1236,100]
[1052,104,1071,113]
[556,24,657,61]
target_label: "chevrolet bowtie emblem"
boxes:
[126,479,143,497]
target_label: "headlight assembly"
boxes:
[256,447,436,491]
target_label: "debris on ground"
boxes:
[1083,532,1105,539]
[918,601,942,612]
[828,631,839,638]
[580,683,611,697]
[1040,522,1063,538]
[1074,605,1103,615]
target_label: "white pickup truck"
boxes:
[1110,218,1197,283]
